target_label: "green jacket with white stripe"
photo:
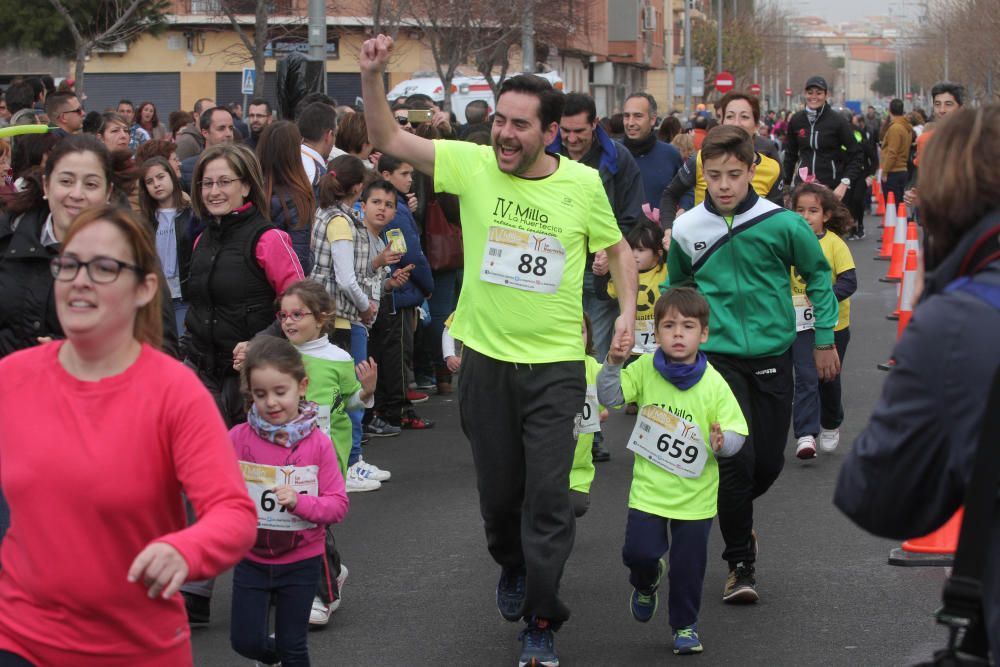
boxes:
[660,188,838,358]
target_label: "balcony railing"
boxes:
[186,0,298,15]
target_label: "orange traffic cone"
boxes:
[876,193,896,260]
[887,224,920,320]
[889,509,962,566]
[874,180,885,216]
[880,203,908,282]
[896,249,919,337]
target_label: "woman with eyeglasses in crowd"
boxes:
[182,143,303,428]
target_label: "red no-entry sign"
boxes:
[715,71,734,94]
[784,87,793,97]
[749,83,761,95]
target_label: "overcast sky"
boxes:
[778,0,892,25]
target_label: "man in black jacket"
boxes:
[782,76,863,200]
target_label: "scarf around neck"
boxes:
[247,400,319,448]
[623,130,657,157]
[653,349,707,391]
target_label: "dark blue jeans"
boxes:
[622,509,713,630]
[792,327,851,437]
[230,556,322,667]
[426,268,460,373]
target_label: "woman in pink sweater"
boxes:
[230,335,349,667]
[0,205,258,666]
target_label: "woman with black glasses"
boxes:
[0,205,256,667]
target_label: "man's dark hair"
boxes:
[248,98,271,114]
[361,178,398,204]
[693,114,708,130]
[82,110,103,134]
[44,92,77,118]
[4,83,34,114]
[655,287,710,329]
[930,81,964,107]
[404,94,434,109]
[718,92,761,123]
[497,74,564,129]
[562,92,597,124]
[297,102,338,143]
[24,78,45,103]
[295,93,337,120]
[377,153,406,176]
[117,99,134,111]
[199,106,233,131]
[701,125,755,168]
[464,99,489,124]
[889,98,904,116]
[625,92,658,117]
[193,97,214,117]
[40,75,55,97]
[609,112,624,135]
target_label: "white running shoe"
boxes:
[309,596,332,626]
[309,564,349,625]
[795,435,817,460]
[357,457,391,482]
[819,429,840,452]
[346,463,381,493]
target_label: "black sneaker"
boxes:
[183,591,211,626]
[722,561,759,604]
[496,567,527,621]
[591,433,610,463]
[518,617,559,667]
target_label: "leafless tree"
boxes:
[46,0,168,98]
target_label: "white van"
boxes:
[387,71,565,124]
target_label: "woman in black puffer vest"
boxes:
[184,143,303,427]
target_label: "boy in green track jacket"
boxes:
[660,126,841,605]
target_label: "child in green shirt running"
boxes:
[277,279,377,627]
[597,287,748,655]
[569,314,607,517]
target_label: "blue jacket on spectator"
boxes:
[270,194,312,275]
[385,196,433,310]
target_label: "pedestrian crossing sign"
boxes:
[241,68,256,95]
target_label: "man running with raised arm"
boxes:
[360,35,638,667]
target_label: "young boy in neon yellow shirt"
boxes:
[597,287,748,655]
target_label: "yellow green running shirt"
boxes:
[619,354,748,520]
[433,140,623,363]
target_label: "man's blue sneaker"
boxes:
[496,568,526,621]
[518,618,558,667]
[672,625,703,655]
[629,558,665,623]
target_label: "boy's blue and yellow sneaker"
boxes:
[629,558,665,622]
[672,625,703,655]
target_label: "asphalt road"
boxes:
[193,232,951,666]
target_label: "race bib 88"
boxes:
[480,226,566,294]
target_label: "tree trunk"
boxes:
[254,0,268,97]
[74,44,88,100]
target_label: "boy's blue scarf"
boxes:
[652,349,707,390]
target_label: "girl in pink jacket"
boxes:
[229,336,349,667]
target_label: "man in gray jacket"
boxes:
[175,97,215,161]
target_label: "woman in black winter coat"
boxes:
[782,76,864,198]
[834,105,1000,659]
[0,134,177,358]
